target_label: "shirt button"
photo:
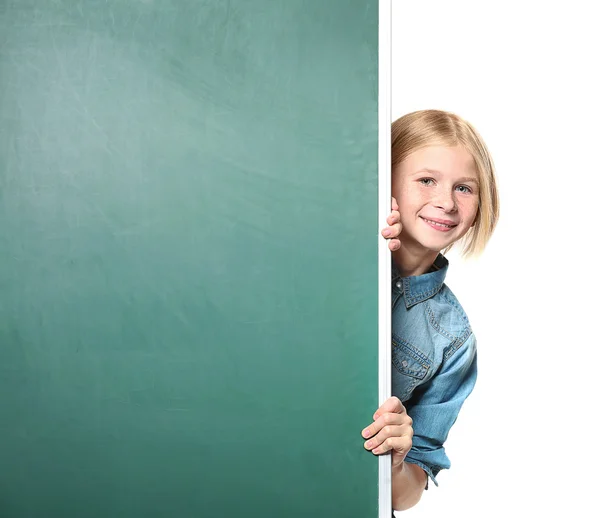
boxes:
[401,360,408,368]
[396,282,402,289]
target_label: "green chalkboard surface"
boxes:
[0,1,379,516]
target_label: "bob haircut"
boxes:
[391,109,500,257]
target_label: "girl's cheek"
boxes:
[464,201,479,226]
[460,197,479,213]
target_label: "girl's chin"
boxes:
[397,237,446,255]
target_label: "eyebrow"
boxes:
[456,176,479,184]
[414,168,479,184]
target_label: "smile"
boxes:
[420,217,457,231]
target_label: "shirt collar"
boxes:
[392,254,449,308]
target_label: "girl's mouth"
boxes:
[420,217,457,231]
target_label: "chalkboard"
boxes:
[0,1,380,516]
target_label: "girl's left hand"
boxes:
[362,396,414,468]
[382,197,402,251]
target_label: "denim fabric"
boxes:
[391,254,477,486]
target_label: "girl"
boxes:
[362,110,499,511]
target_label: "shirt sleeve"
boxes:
[403,332,477,487]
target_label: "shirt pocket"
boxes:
[391,335,432,402]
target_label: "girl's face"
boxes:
[392,145,480,254]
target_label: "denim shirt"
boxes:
[392,254,477,486]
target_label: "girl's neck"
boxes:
[391,244,439,278]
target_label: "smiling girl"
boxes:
[362,110,499,511]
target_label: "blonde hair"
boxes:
[391,109,500,257]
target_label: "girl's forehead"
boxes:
[407,144,474,164]
[400,145,476,175]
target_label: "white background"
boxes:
[392,1,599,516]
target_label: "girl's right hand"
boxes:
[362,396,414,469]
[381,197,402,251]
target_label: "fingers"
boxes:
[363,419,414,465]
[373,435,413,466]
[382,204,402,251]
[386,210,400,226]
[381,223,400,237]
[391,197,399,211]
[362,397,413,458]
[364,425,413,456]
[387,237,401,252]
[363,420,413,447]
[362,398,410,440]
[381,219,402,254]
[374,396,405,419]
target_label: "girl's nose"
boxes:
[434,190,457,212]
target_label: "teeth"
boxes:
[424,218,452,228]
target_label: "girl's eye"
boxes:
[419,178,434,186]
[456,185,473,194]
